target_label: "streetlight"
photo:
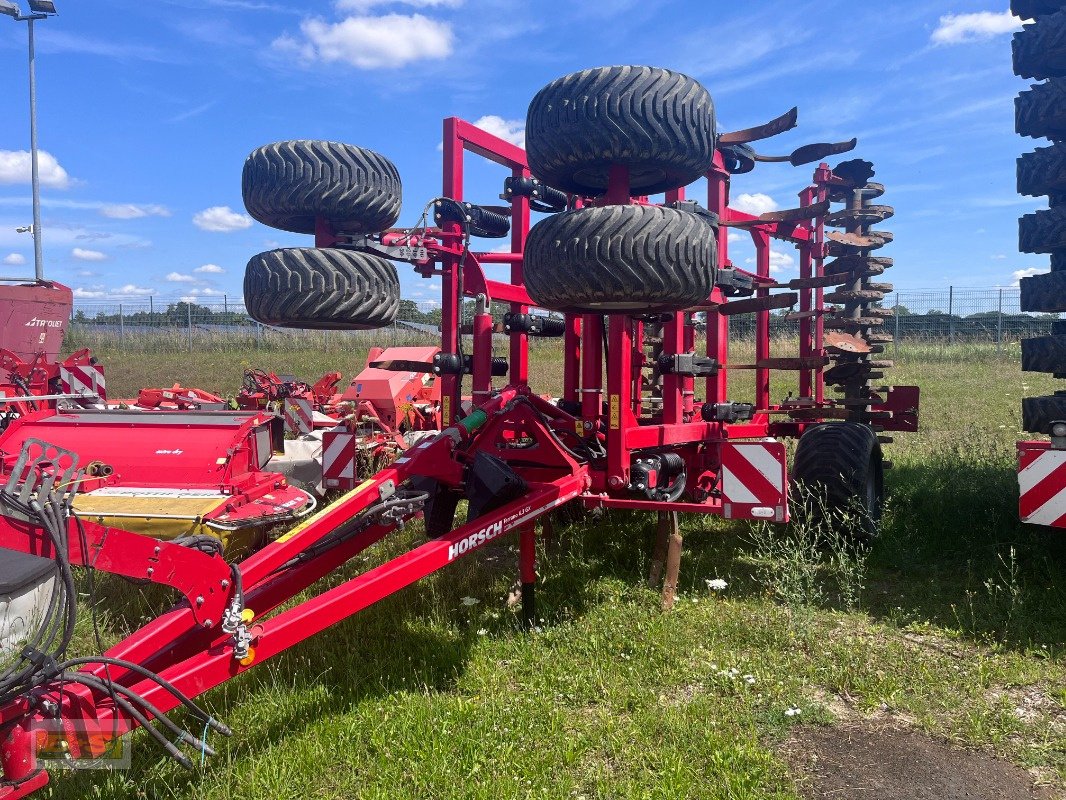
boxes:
[0,0,58,282]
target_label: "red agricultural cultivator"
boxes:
[0,65,917,796]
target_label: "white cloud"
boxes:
[200,288,226,296]
[99,203,171,219]
[0,150,71,189]
[335,0,462,9]
[114,284,155,296]
[276,13,453,69]
[769,248,796,274]
[1013,267,1045,286]
[931,11,1024,45]
[732,193,778,217]
[73,287,105,298]
[744,247,796,275]
[71,247,107,262]
[2,253,25,266]
[195,263,225,274]
[166,271,196,282]
[77,269,96,277]
[727,232,744,244]
[179,295,199,304]
[193,205,253,232]
[471,115,525,148]
[991,254,1007,260]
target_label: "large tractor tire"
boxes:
[1013,0,1066,17]
[1022,335,1066,371]
[1016,80,1066,139]
[1020,271,1066,312]
[525,65,716,196]
[1018,143,1066,197]
[523,204,716,313]
[1013,9,1066,79]
[1020,207,1066,253]
[244,247,399,330]
[1024,394,1066,433]
[792,422,884,542]
[242,141,401,235]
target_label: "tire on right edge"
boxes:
[523,204,717,313]
[244,247,399,330]
[791,422,884,543]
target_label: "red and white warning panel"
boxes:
[322,429,357,489]
[283,397,314,436]
[1018,441,1066,529]
[720,440,788,522]
[59,364,106,401]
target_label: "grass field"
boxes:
[41,337,1066,799]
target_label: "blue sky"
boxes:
[0,0,1049,305]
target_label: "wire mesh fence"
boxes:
[66,287,1056,352]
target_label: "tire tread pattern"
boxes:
[1020,206,1066,253]
[1016,80,1066,139]
[244,247,399,330]
[1018,143,1066,196]
[242,141,401,235]
[792,422,882,541]
[1022,334,1066,372]
[1013,9,1066,79]
[524,205,716,313]
[1023,394,1066,432]
[526,66,716,195]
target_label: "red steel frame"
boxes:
[0,119,915,798]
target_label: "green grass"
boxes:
[40,340,1066,799]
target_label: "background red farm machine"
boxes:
[1012,3,1066,529]
[0,65,918,797]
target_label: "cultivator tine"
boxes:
[718,107,798,144]
[723,200,830,227]
[752,138,858,166]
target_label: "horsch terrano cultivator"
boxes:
[0,65,917,795]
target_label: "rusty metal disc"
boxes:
[824,331,872,353]
[824,255,893,275]
[823,205,895,228]
[824,289,885,304]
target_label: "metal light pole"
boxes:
[0,1,58,282]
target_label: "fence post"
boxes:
[893,292,900,358]
[119,303,124,349]
[149,295,153,321]
[224,294,228,315]
[187,303,193,352]
[947,285,954,345]
[995,288,1003,354]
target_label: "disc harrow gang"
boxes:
[814,160,896,426]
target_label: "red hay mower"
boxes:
[0,65,918,797]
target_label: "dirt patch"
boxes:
[782,723,1059,800]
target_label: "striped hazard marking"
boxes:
[1018,444,1066,529]
[283,397,314,436]
[322,429,357,489]
[720,440,787,521]
[59,365,106,400]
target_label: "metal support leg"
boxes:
[661,511,682,611]
[649,511,670,589]
[519,523,536,629]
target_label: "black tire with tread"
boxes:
[1016,80,1066,139]
[1013,9,1066,79]
[1022,335,1066,372]
[1018,143,1066,197]
[792,422,883,541]
[244,247,399,330]
[523,205,716,313]
[1013,0,1066,17]
[1023,394,1066,433]
[1020,270,1066,312]
[242,141,401,235]
[1021,207,1066,253]
[525,65,716,196]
